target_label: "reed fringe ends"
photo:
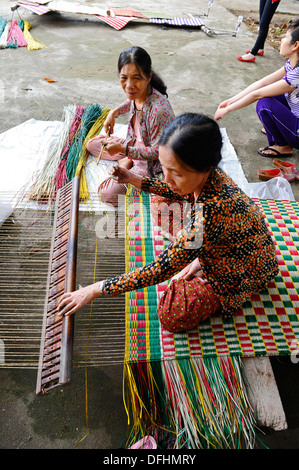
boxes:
[26,103,110,204]
[123,356,257,449]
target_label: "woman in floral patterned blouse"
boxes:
[59,113,278,332]
[87,46,175,205]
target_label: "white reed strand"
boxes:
[26,104,77,203]
[0,22,10,48]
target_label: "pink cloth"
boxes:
[90,110,148,205]
[86,134,123,160]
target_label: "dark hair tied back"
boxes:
[159,113,223,172]
[118,46,168,96]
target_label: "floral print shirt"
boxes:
[115,88,175,177]
[105,168,279,316]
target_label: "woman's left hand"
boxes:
[105,140,126,157]
[172,258,208,283]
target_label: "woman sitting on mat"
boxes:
[58,113,278,333]
[214,19,299,158]
[87,46,174,205]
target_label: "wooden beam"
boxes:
[242,357,287,431]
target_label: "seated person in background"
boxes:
[215,19,299,158]
[59,113,278,333]
[87,46,174,205]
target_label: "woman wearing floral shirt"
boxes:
[59,114,278,333]
[87,46,174,205]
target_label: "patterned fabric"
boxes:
[97,15,135,30]
[150,17,204,27]
[16,1,50,15]
[124,193,299,361]
[114,88,175,177]
[106,168,279,317]
[157,277,221,332]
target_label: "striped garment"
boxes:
[284,60,299,118]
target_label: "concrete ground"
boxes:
[0,0,299,451]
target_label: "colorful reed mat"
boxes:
[123,191,299,449]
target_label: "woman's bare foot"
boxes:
[242,52,255,60]
[258,144,293,156]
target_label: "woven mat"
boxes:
[125,192,299,362]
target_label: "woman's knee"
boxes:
[256,97,273,114]
[157,277,221,333]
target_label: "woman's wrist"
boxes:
[129,173,143,189]
[97,280,107,297]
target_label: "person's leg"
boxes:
[98,175,128,206]
[157,277,221,333]
[98,158,146,206]
[256,96,299,155]
[251,0,280,55]
[87,134,124,160]
[239,0,280,61]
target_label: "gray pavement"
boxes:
[0,0,299,451]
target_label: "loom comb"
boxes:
[36,176,80,395]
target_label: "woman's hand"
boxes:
[56,282,101,320]
[104,109,117,135]
[214,104,230,121]
[172,258,208,283]
[104,140,126,157]
[214,99,232,121]
[111,165,143,189]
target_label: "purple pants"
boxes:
[256,94,299,149]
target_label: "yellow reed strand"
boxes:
[75,108,110,201]
[23,20,46,50]
[76,221,100,446]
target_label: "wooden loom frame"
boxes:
[36,176,80,395]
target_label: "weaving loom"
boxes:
[123,190,299,449]
[0,191,126,369]
[36,177,79,395]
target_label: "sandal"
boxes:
[273,158,299,180]
[128,436,157,449]
[257,146,293,158]
[237,54,255,62]
[258,168,296,182]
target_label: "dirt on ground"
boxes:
[229,10,291,50]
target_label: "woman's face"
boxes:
[159,145,210,197]
[280,29,298,58]
[119,63,151,103]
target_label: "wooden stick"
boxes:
[96,142,107,165]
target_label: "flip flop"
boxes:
[257,146,293,158]
[258,168,295,182]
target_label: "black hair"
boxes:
[117,46,168,96]
[287,19,299,68]
[288,18,299,43]
[159,113,222,172]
